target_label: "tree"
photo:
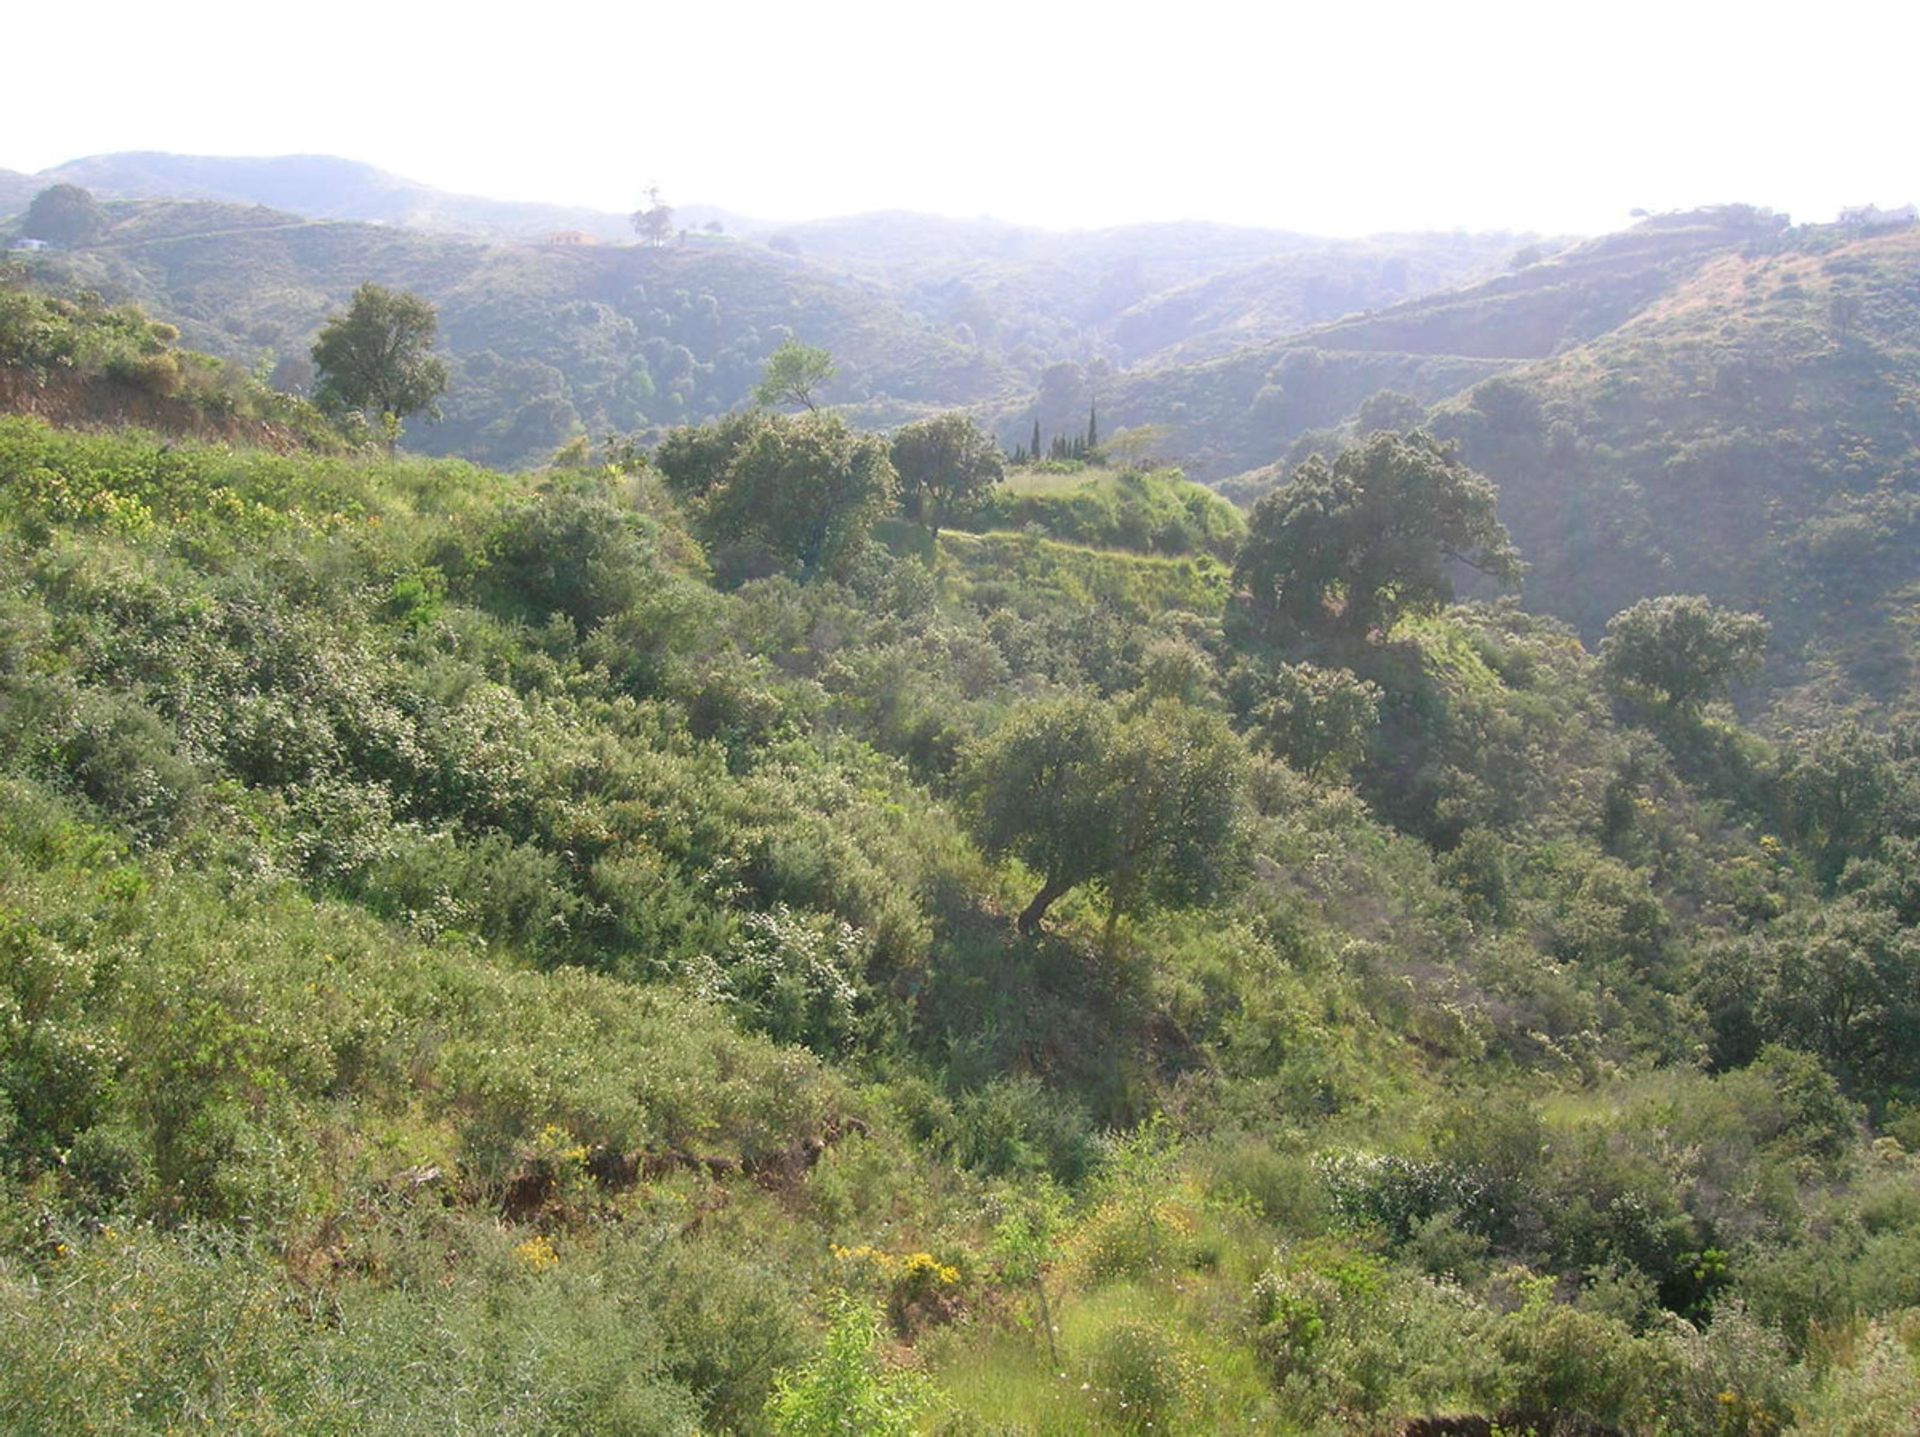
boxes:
[310,283,449,448]
[971,695,1121,934]
[1702,900,1920,1094]
[1030,418,1042,463]
[631,185,674,248]
[688,410,895,578]
[890,412,1005,539]
[654,410,774,499]
[969,694,1245,937]
[1086,400,1099,453]
[755,339,836,412]
[1238,660,1381,778]
[22,185,104,246]
[1355,389,1428,437]
[1231,431,1520,645]
[1600,595,1769,716]
[1777,722,1920,885]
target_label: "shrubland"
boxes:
[0,321,1918,1434]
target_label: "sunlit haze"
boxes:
[11,0,1920,234]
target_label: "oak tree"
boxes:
[310,283,449,447]
[1232,431,1520,645]
[890,412,1005,539]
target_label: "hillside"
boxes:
[16,198,1009,467]
[0,169,38,217]
[1033,206,1789,481]
[1108,231,1556,366]
[6,185,1534,471]
[2,397,1919,1430]
[779,213,1525,369]
[1434,221,1920,722]
[5,155,1532,412]
[0,265,349,451]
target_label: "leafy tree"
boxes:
[1777,722,1920,885]
[1702,899,1920,1093]
[22,185,105,246]
[755,339,836,412]
[970,694,1116,934]
[889,412,1005,539]
[488,487,664,631]
[1231,431,1520,644]
[631,184,674,248]
[694,411,895,578]
[1237,660,1381,778]
[1086,400,1100,453]
[969,694,1245,936]
[653,410,773,499]
[1355,389,1427,436]
[310,283,449,447]
[1600,595,1769,716]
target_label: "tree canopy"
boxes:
[1600,595,1769,715]
[755,339,836,412]
[310,283,449,442]
[631,185,675,248]
[665,409,894,579]
[1231,430,1520,644]
[22,184,105,246]
[890,412,1005,538]
[969,694,1245,935]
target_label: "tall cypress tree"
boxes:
[1087,401,1099,452]
[1031,418,1042,462]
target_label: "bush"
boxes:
[1081,1315,1202,1432]
[765,1296,931,1436]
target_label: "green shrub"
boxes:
[765,1296,932,1436]
[1082,1316,1202,1431]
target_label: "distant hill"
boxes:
[17,197,1009,467]
[3,166,1535,469]
[0,169,38,217]
[7,154,1534,380]
[24,152,749,242]
[1432,219,1920,720]
[772,213,1526,369]
[1023,206,1793,482]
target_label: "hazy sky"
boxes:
[10,0,1917,235]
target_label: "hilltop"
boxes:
[12,195,1008,467]
[1023,206,1789,480]
[8,151,747,241]
[2,154,1532,455]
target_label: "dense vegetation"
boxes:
[2,372,1919,1432]
[1,167,1528,471]
[0,263,346,450]
[4,174,1920,1430]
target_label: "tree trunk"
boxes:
[1017,875,1070,935]
[1035,1276,1061,1372]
